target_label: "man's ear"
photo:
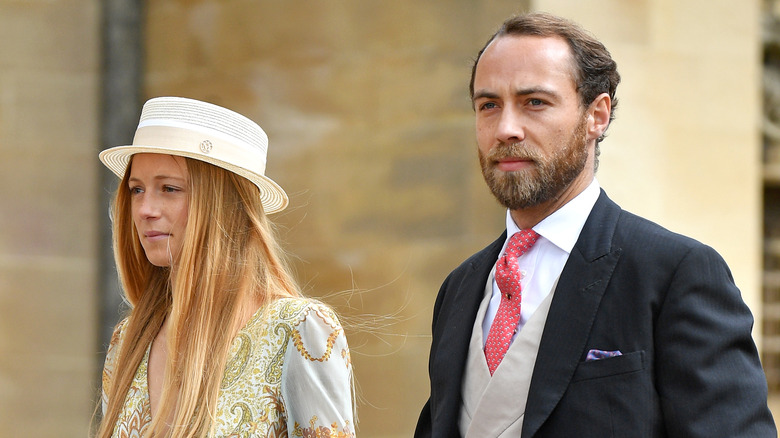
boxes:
[586,93,611,141]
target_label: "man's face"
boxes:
[472,35,594,211]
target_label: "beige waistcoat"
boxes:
[459,270,557,437]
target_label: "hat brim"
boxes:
[99,145,289,215]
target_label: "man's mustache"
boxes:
[486,142,541,163]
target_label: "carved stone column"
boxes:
[98,0,143,367]
[763,0,780,392]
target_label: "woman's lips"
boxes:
[144,231,170,241]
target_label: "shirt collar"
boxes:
[505,178,601,255]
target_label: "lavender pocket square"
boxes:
[586,349,622,361]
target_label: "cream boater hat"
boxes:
[100,96,288,214]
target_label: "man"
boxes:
[415,12,777,437]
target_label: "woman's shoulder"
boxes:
[101,316,131,410]
[249,297,342,330]
[226,297,347,378]
[106,317,130,359]
[238,297,347,361]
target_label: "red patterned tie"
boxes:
[484,229,539,375]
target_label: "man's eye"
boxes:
[480,102,497,111]
[529,99,544,106]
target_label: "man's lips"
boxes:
[495,157,533,172]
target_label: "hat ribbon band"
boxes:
[132,124,267,174]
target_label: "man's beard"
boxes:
[479,115,589,210]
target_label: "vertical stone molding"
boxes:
[98,0,143,372]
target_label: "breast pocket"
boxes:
[572,350,645,382]
[559,350,658,436]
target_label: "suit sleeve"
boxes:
[655,244,776,437]
[415,400,433,438]
[415,272,455,438]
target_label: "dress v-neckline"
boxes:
[141,301,272,412]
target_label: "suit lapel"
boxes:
[522,191,623,437]
[431,232,506,435]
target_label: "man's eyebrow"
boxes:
[515,87,559,99]
[472,90,500,102]
[472,87,560,102]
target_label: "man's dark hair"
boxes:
[470,12,621,143]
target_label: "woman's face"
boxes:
[128,153,190,267]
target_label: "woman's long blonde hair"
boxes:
[97,156,300,438]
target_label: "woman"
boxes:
[96,96,355,437]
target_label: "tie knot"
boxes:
[505,229,539,258]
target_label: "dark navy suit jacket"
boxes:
[415,190,776,437]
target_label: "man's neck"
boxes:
[509,174,595,229]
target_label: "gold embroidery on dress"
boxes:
[278,299,307,320]
[266,323,291,384]
[292,326,341,362]
[222,333,251,389]
[105,298,352,438]
[113,349,151,438]
[341,348,352,370]
[292,416,355,438]
[291,307,342,363]
[225,402,253,438]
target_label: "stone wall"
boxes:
[141,2,531,435]
[142,2,767,435]
[0,0,768,436]
[550,1,764,325]
[0,0,101,436]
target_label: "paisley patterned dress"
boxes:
[101,298,355,437]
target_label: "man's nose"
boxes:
[495,107,525,144]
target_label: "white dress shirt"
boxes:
[482,179,601,346]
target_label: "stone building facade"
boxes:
[0,0,769,436]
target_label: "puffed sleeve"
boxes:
[101,317,129,415]
[281,303,355,437]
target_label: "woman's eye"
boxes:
[129,186,143,195]
[162,185,179,193]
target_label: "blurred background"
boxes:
[2,0,780,436]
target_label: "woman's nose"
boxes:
[136,194,161,219]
